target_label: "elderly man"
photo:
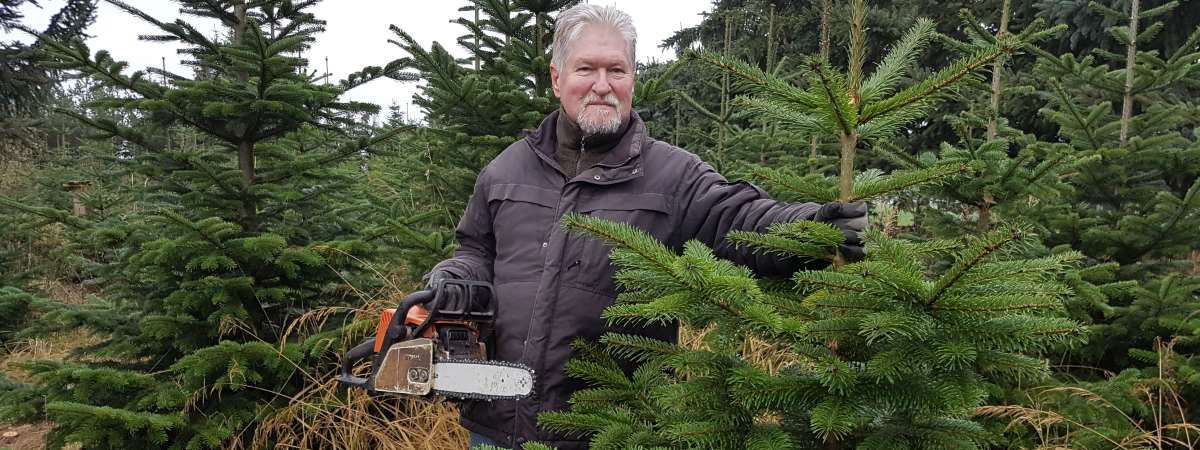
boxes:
[425,4,867,449]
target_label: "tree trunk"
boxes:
[847,0,866,105]
[535,13,545,96]
[838,133,858,203]
[1120,0,1139,147]
[840,0,866,201]
[673,97,681,146]
[233,2,257,230]
[238,140,257,230]
[762,4,776,164]
[811,0,833,161]
[474,6,481,71]
[716,15,733,168]
[978,194,995,233]
[986,0,1011,141]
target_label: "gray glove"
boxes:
[814,201,868,261]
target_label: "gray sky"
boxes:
[6,0,711,122]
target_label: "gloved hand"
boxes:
[424,267,457,290]
[415,268,458,315]
[814,201,868,261]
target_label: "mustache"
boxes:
[582,93,620,108]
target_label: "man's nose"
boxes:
[591,70,613,94]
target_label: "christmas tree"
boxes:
[0,1,408,448]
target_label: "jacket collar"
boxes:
[526,109,647,184]
[555,109,631,153]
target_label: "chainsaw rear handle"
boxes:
[336,338,378,390]
[337,289,436,391]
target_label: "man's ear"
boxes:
[549,63,561,98]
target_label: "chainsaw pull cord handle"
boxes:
[337,289,436,390]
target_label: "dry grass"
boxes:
[235,281,469,450]
[27,278,90,306]
[0,328,102,384]
[678,324,805,374]
[1,280,100,383]
[246,377,466,450]
[0,280,96,450]
[977,338,1200,450]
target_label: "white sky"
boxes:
[5,0,711,122]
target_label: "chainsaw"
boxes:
[337,279,534,400]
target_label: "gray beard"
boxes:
[576,105,623,136]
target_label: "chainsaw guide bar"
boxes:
[431,359,535,400]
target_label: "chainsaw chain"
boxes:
[431,358,536,401]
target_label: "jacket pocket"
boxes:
[569,192,672,291]
[576,192,670,215]
[487,183,559,207]
[486,184,559,282]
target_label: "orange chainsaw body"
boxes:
[372,307,485,357]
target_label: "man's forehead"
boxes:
[561,26,632,67]
[569,49,629,65]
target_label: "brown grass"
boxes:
[977,338,1200,450]
[678,324,805,374]
[0,280,96,450]
[246,377,466,450]
[0,328,101,384]
[234,279,469,450]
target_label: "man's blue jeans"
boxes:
[468,431,508,449]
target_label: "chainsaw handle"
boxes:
[337,337,377,390]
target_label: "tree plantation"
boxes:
[0,0,1198,449]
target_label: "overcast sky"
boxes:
[5,0,712,122]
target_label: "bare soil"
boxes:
[0,422,52,450]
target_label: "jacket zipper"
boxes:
[576,135,586,177]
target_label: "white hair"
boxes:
[551,4,637,69]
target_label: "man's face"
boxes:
[550,25,635,135]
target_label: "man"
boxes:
[425,4,867,449]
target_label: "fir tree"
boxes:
[689,1,1062,216]
[541,214,1086,449]
[1027,0,1200,375]
[1,0,96,150]
[0,1,407,448]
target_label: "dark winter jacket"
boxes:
[431,110,821,449]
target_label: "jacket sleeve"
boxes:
[430,170,495,282]
[675,158,822,277]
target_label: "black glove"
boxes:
[814,201,868,261]
[423,267,457,290]
[424,268,478,311]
